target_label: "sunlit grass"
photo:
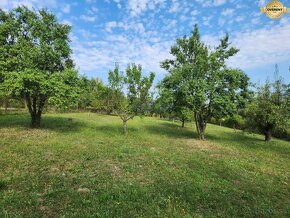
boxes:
[0,113,289,217]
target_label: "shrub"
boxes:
[224,115,246,130]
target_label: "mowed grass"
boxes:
[0,113,289,218]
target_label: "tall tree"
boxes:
[161,25,250,140]
[108,64,155,134]
[0,6,78,127]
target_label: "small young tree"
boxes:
[179,107,192,128]
[108,64,155,134]
[247,79,289,141]
[161,25,250,140]
[0,6,79,127]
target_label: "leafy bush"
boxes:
[224,115,246,130]
[210,115,246,130]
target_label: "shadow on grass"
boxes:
[0,180,7,191]
[92,119,195,138]
[145,120,289,155]
[0,114,86,133]
[94,124,141,136]
[205,128,290,156]
[144,121,198,139]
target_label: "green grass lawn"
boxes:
[0,113,289,217]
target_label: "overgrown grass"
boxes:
[0,113,289,217]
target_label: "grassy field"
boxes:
[0,113,289,217]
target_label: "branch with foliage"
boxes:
[108,64,155,134]
[161,25,250,140]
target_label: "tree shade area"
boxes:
[0,5,289,218]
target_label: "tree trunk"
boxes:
[122,119,127,135]
[181,119,185,128]
[195,112,207,140]
[26,94,46,128]
[199,129,205,140]
[3,96,8,113]
[31,112,41,128]
[198,123,206,140]
[194,113,200,138]
[264,130,272,141]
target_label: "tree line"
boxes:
[0,6,289,141]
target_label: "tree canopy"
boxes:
[0,6,79,127]
[160,25,250,140]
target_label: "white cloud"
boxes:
[202,16,212,26]
[228,23,290,69]
[79,29,97,39]
[221,8,234,16]
[86,0,96,3]
[136,23,145,33]
[218,18,225,26]
[169,0,180,13]
[87,6,98,15]
[62,4,70,14]
[251,17,261,25]
[201,22,290,70]
[105,20,147,34]
[196,0,227,7]
[191,10,199,16]
[180,15,188,22]
[236,16,245,22]
[62,19,72,26]
[126,0,165,16]
[202,34,220,47]
[71,33,172,75]
[213,0,226,6]
[80,15,96,22]
[105,21,118,32]
[257,0,266,7]
[127,0,148,16]
[0,0,57,9]
[113,0,122,9]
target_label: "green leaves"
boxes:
[160,25,250,139]
[246,79,289,140]
[48,69,81,110]
[0,6,72,73]
[0,6,78,126]
[108,63,155,118]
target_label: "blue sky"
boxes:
[1,0,290,85]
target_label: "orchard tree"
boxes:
[158,78,192,127]
[108,64,155,134]
[0,6,79,127]
[161,25,250,140]
[247,79,289,141]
